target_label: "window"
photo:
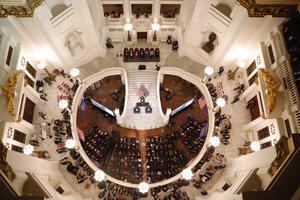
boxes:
[248,73,258,86]
[25,74,35,88]
[160,4,181,18]
[6,45,13,66]
[284,119,292,137]
[131,4,152,17]
[103,4,123,18]
[11,145,23,153]
[261,141,272,149]
[257,127,270,140]
[13,130,26,144]
[25,62,36,78]
[246,61,256,76]
[268,45,275,64]
[23,97,35,124]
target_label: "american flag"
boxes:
[198,96,207,109]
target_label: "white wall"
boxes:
[181,1,285,69]
[6,150,85,200]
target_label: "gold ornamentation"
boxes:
[0,0,44,18]
[1,70,24,116]
[259,68,280,113]
[0,142,16,181]
[237,0,297,17]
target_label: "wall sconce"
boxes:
[124,23,133,42]
[152,23,160,42]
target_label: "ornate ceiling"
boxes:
[0,0,44,17]
[238,0,299,17]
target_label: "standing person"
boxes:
[217,66,224,76]
[233,83,245,94]
[40,93,48,102]
[38,112,46,120]
[60,69,67,78]
[231,95,240,104]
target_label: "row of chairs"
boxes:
[179,117,208,154]
[146,134,188,183]
[124,47,160,59]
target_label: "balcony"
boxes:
[105,15,125,26]
[132,15,152,29]
[159,15,179,26]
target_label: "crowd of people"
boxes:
[179,117,208,154]
[37,64,233,199]
[123,47,160,62]
[150,179,190,199]
[192,152,226,196]
[106,136,143,183]
[146,134,187,183]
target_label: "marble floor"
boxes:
[32,41,251,200]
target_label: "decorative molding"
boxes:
[237,0,298,17]
[0,0,44,18]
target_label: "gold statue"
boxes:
[1,70,24,116]
[259,69,280,113]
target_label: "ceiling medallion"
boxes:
[237,0,298,17]
[0,0,44,18]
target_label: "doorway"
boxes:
[137,32,147,40]
[23,97,35,124]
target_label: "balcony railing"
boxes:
[105,15,124,25]
[159,15,179,26]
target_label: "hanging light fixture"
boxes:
[204,66,214,76]
[138,182,149,194]
[65,138,75,149]
[94,170,106,182]
[250,141,261,152]
[216,97,226,108]
[210,136,221,147]
[181,168,193,180]
[23,144,34,155]
[37,60,46,69]
[70,67,80,77]
[58,99,69,109]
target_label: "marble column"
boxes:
[123,0,131,23]
[153,0,160,23]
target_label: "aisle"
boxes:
[121,70,165,130]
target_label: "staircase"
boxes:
[120,70,166,130]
